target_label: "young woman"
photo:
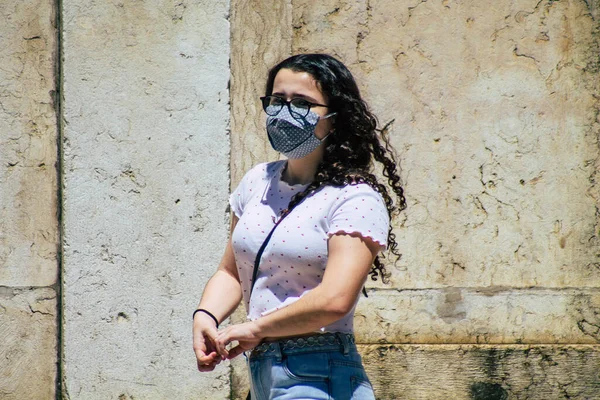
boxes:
[193,53,406,399]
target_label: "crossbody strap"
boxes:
[248,187,369,299]
[249,210,290,297]
[249,185,316,297]
[250,189,373,308]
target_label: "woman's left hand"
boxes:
[215,321,262,360]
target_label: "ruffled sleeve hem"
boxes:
[327,229,388,251]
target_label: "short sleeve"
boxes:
[229,162,276,218]
[229,178,246,218]
[327,184,390,250]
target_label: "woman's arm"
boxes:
[215,232,381,359]
[193,215,242,371]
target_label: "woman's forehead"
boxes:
[273,69,326,102]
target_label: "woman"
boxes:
[193,53,406,399]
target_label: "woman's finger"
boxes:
[226,344,246,360]
[196,350,217,364]
[215,329,232,358]
[197,360,218,372]
[205,327,229,359]
[197,352,222,369]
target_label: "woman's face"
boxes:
[271,68,334,140]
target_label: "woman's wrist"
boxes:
[193,308,220,328]
[249,320,263,339]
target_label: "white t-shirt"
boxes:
[229,160,389,333]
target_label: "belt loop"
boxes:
[275,341,284,362]
[336,333,350,355]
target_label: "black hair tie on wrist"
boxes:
[193,308,219,328]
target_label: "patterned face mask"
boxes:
[266,105,335,159]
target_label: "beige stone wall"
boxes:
[0,2,58,287]
[0,288,57,399]
[230,0,292,186]
[230,0,600,398]
[61,1,231,398]
[2,0,233,399]
[360,344,600,398]
[0,1,58,399]
[1,0,598,398]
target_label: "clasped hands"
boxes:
[193,313,262,372]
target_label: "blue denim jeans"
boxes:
[246,333,375,400]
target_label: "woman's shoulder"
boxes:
[240,160,285,183]
[324,181,389,216]
[326,181,385,201]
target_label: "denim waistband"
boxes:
[249,332,356,360]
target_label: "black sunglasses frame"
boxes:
[260,95,329,119]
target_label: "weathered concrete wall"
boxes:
[0,1,58,399]
[231,0,600,398]
[292,0,600,288]
[0,2,58,288]
[361,344,600,399]
[0,288,57,399]
[1,0,598,398]
[62,1,231,398]
[230,0,292,186]
[355,287,600,344]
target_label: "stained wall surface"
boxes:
[0,1,59,399]
[230,0,600,398]
[61,1,231,398]
[1,0,598,399]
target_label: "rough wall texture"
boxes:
[0,288,57,399]
[361,344,600,399]
[0,1,58,286]
[0,1,58,399]
[231,0,600,398]
[292,0,600,290]
[230,0,292,186]
[62,1,231,398]
[1,0,598,398]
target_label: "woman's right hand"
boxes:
[193,215,241,372]
[193,313,222,372]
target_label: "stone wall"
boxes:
[230,0,600,398]
[1,0,598,399]
[0,1,59,399]
[61,1,231,398]
[1,0,232,399]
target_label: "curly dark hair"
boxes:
[265,54,407,283]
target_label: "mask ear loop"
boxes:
[320,112,337,140]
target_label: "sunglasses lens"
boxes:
[261,96,313,119]
[265,104,281,116]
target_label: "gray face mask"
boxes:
[266,105,335,159]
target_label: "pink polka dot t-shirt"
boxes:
[229,161,389,333]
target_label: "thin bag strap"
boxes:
[249,177,319,296]
[248,186,370,298]
[249,208,293,297]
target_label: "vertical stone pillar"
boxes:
[0,1,59,399]
[230,0,292,186]
[62,1,231,398]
